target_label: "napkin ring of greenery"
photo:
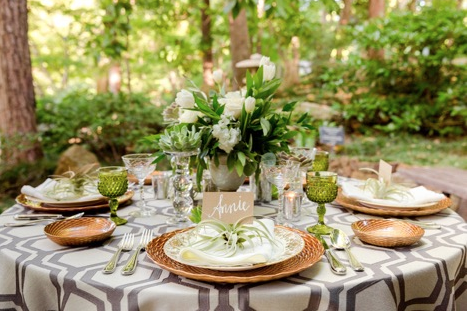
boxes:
[189,216,278,258]
[47,163,99,200]
[359,168,412,201]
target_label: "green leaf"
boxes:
[260,118,271,136]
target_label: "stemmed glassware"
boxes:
[305,171,338,235]
[122,153,156,218]
[311,150,329,172]
[97,166,128,226]
[261,161,300,224]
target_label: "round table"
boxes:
[0,187,466,311]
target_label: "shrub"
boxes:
[37,89,165,163]
[319,6,467,136]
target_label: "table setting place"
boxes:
[1,149,453,280]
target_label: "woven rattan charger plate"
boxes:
[146,226,324,283]
[16,191,134,213]
[335,190,451,217]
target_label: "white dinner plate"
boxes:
[163,226,305,271]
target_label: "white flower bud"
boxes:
[212,69,223,84]
[175,89,195,108]
[244,96,256,113]
[179,109,199,123]
[259,56,276,82]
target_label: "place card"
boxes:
[378,159,392,184]
[202,192,254,224]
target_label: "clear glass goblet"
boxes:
[122,153,156,218]
[261,161,300,224]
[305,171,338,235]
[97,166,128,226]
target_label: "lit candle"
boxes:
[283,191,301,222]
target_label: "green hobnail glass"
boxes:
[98,166,128,226]
[305,171,338,235]
[311,151,329,172]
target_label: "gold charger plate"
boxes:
[16,191,134,213]
[44,217,116,246]
[146,226,324,283]
[335,191,451,217]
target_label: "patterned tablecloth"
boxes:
[0,186,466,311]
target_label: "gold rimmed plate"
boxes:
[146,226,324,283]
[16,191,134,213]
[163,226,305,271]
[351,219,425,247]
[44,217,116,246]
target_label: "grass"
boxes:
[1,134,466,214]
[341,134,467,169]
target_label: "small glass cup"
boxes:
[311,150,329,172]
[151,171,172,200]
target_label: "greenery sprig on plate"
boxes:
[360,168,412,201]
[190,217,277,257]
[47,164,99,200]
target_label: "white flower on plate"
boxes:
[218,91,244,119]
[259,56,276,82]
[212,69,223,84]
[175,89,195,108]
[212,115,241,153]
[244,96,256,113]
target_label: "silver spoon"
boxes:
[330,228,365,272]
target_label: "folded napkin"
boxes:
[341,182,445,207]
[21,178,103,202]
[178,219,284,267]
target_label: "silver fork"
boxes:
[121,229,153,275]
[102,233,134,274]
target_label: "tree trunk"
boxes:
[368,0,385,60]
[336,0,353,59]
[0,0,43,166]
[229,9,251,90]
[280,36,300,89]
[201,0,214,90]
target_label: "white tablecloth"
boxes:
[0,186,466,311]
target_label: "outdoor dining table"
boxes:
[0,186,466,311]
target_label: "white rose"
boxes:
[179,109,199,123]
[175,89,195,108]
[244,96,256,113]
[212,69,223,84]
[218,91,244,119]
[259,56,276,82]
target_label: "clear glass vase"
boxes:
[165,150,197,226]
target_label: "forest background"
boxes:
[0,0,466,210]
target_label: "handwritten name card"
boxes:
[202,192,254,224]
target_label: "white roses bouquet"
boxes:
[149,56,311,186]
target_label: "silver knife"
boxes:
[315,234,347,275]
[14,214,64,220]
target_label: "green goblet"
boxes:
[311,150,329,172]
[98,166,128,226]
[305,171,338,235]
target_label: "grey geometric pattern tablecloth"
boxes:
[0,187,466,311]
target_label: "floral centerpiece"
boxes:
[146,56,311,189]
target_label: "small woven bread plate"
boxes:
[44,217,116,246]
[16,191,134,213]
[352,219,425,247]
[335,190,451,217]
[146,226,324,283]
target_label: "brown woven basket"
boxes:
[351,219,424,247]
[44,217,116,246]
